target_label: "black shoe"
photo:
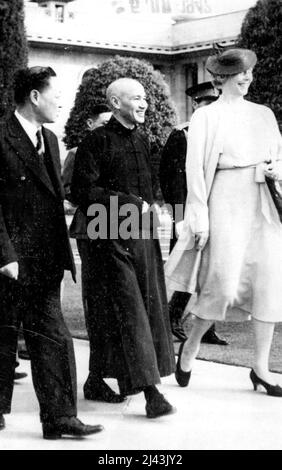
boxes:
[250,369,282,397]
[201,330,228,346]
[14,371,28,380]
[84,380,126,403]
[0,414,5,430]
[18,350,30,360]
[42,416,104,440]
[146,393,176,419]
[175,341,192,387]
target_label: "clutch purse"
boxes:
[265,176,282,223]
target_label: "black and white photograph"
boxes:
[0,0,281,453]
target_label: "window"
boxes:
[55,4,64,22]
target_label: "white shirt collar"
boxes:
[14,110,42,148]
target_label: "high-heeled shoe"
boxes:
[175,341,191,387]
[250,369,282,397]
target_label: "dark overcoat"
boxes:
[0,115,75,285]
[0,114,76,421]
[71,117,175,395]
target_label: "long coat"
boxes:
[165,99,282,296]
[0,114,75,285]
[71,116,175,395]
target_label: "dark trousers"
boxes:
[0,277,77,422]
[76,239,95,378]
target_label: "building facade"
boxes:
[25,0,256,153]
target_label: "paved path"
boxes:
[1,339,282,450]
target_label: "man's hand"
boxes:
[195,231,209,251]
[0,262,19,280]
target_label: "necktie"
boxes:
[36,129,45,160]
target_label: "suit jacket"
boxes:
[0,114,75,286]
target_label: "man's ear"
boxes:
[110,95,120,110]
[30,89,40,106]
[86,117,96,130]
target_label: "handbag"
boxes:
[265,176,282,222]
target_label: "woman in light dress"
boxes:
[165,48,282,395]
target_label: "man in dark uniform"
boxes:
[0,66,103,439]
[160,81,228,345]
[71,78,176,418]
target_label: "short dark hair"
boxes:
[13,66,56,105]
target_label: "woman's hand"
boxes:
[194,231,209,251]
[264,160,280,181]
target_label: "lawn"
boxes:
[62,265,282,374]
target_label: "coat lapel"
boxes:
[6,115,57,198]
[42,127,65,199]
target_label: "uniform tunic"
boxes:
[160,127,188,252]
[71,116,175,395]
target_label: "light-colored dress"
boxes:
[165,97,282,323]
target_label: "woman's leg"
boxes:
[252,318,275,383]
[180,316,214,372]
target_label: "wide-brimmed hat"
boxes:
[206,48,257,75]
[185,81,219,101]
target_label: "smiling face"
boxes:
[222,68,253,97]
[109,79,148,128]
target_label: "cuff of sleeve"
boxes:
[188,204,209,233]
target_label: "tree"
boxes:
[0,0,28,120]
[237,0,282,129]
[64,56,176,198]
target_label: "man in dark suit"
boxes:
[160,81,228,346]
[0,66,103,439]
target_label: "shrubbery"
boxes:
[0,0,28,120]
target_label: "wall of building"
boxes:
[26,0,253,157]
